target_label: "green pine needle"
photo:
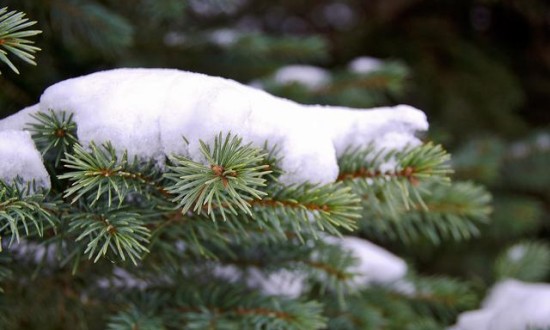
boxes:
[27,110,78,167]
[165,133,271,221]
[495,241,550,282]
[0,180,58,247]
[0,7,42,74]
[68,206,150,265]
[60,142,163,207]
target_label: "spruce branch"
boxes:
[0,7,41,74]
[60,142,165,206]
[68,206,150,265]
[495,241,550,282]
[165,133,270,221]
[338,142,451,187]
[107,306,165,330]
[361,181,491,244]
[0,180,57,247]
[397,276,478,323]
[338,143,452,218]
[223,183,361,239]
[50,0,133,55]
[27,110,78,167]
[169,283,327,329]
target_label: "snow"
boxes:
[535,133,550,150]
[0,104,39,132]
[323,236,407,287]
[0,130,50,190]
[272,65,331,90]
[209,28,240,47]
[210,236,408,297]
[247,268,306,298]
[348,56,383,74]
[450,280,550,330]
[507,245,526,262]
[0,68,427,185]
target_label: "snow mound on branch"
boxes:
[325,236,407,286]
[0,68,427,185]
[450,279,550,330]
[233,236,407,298]
[0,130,50,189]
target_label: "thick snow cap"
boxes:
[450,279,550,330]
[0,68,428,185]
[0,130,50,190]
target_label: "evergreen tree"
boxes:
[0,2,549,330]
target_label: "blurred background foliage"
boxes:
[1,0,549,310]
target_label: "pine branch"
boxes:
[50,0,133,55]
[222,183,361,239]
[495,241,550,282]
[59,142,165,206]
[107,306,165,330]
[360,181,491,244]
[165,133,270,221]
[395,275,478,323]
[338,143,452,217]
[27,110,78,167]
[0,180,58,247]
[0,7,41,74]
[168,282,327,329]
[67,205,150,265]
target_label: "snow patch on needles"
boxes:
[324,236,407,286]
[450,280,550,330]
[348,56,383,74]
[0,68,428,185]
[272,65,331,90]
[0,130,50,189]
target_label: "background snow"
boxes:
[323,235,407,286]
[348,56,384,74]
[0,68,426,186]
[214,236,408,298]
[450,279,550,330]
[272,65,331,90]
[0,130,50,190]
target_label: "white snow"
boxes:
[0,130,50,189]
[210,236,408,297]
[348,56,383,74]
[209,28,240,47]
[324,236,407,287]
[507,245,527,262]
[0,104,39,132]
[535,133,550,150]
[247,268,306,298]
[0,68,428,185]
[450,279,550,330]
[272,65,331,90]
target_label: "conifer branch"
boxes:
[0,181,58,247]
[60,142,165,206]
[27,110,78,167]
[223,183,361,239]
[107,306,164,330]
[165,133,270,221]
[360,181,491,244]
[338,143,452,219]
[67,206,150,264]
[495,241,550,282]
[338,142,451,185]
[0,7,42,74]
[168,283,327,329]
